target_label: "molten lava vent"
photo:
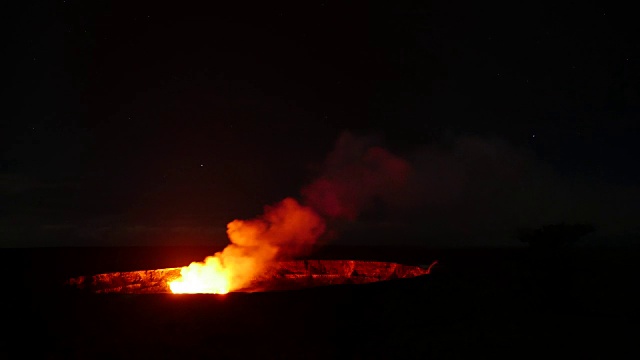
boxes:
[66,260,437,294]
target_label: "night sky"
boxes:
[3,1,639,247]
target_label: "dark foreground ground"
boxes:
[1,245,639,359]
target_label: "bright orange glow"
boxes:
[168,256,230,294]
[168,197,325,294]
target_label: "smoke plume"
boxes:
[302,132,411,219]
[172,197,325,292]
[170,132,412,293]
[307,132,640,246]
[172,129,640,292]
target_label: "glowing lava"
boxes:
[65,260,438,294]
[64,137,433,295]
[168,256,230,294]
[167,197,325,294]
[158,137,412,295]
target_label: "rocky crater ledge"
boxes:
[65,260,436,294]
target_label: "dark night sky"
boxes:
[3,1,640,247]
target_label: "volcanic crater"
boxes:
[66,259,437,294]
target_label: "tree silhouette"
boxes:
[517,223,596,306]
[517,223,595,248]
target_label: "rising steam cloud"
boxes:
[171,198,325,292]
[308,131,640,246]
[302,132,411,219]
[170,131,410,293]
[172,129,640,292]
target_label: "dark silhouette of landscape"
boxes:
[5,2,640,358]
[2,242,638,358]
